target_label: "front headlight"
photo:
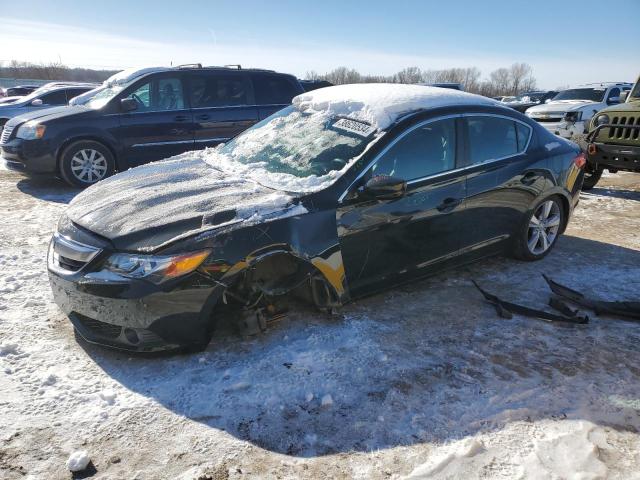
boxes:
[563,111,583,123]
[16,120,46,140]
[594,114,610,127]
[102,250,211,284]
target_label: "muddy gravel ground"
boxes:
[1,165,639,479]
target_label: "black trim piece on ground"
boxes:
[542,274,640,320]
[473,280,589,324]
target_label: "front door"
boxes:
[118,74,194,167]
[187,71,258,149]
[337,117,466,296]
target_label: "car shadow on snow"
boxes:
[79,235,640,457]
[585,187,640,201]
[16,176,80,204]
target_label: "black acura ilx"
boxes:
[48,84,585,352]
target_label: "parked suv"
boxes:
[582,76,640,189]
[0,83,97,131]
[0,65,304,187]
[526,83,632,146]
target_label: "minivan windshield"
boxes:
[206,105,375,191]
[553,88,606,102]
[85,85,125,109]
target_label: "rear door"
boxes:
[118,73,195,167]
[252,73,302,120]
[337,117,466,296]
[187,71,258,149]
[460,114,542,255]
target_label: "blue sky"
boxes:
[1,0,638,88]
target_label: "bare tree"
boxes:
[509,63,536,95]
[394,67,423,84]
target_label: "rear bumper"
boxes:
[587,143,640,171]
[0,137,58,174]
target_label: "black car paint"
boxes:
[48,104,583,351]
[1,68,304,176]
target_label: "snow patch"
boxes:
[405,438,485,479]
[293,83,500,131]
[66,450,90,472]
[321,394,333,408]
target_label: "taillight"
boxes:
[587,143,597,155]
[573,153,586,169]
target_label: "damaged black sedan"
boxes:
[48,84,585,352]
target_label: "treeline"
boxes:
[305,63,538,97]
[0,61,118,83]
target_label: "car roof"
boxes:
[104,64,296,87]
[292,83,501,131]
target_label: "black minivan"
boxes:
[0,65,304,186]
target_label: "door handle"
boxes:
[174,115,189,122]
[520,171,539,185]
[437,197,462,212]
[196,114,210,120]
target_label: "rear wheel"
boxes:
[59,140,115,187]
[513,196,564,261]
[581,164,603,190]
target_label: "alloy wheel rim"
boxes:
[527,200,561,255]
[70,149,107,183]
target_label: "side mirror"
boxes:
[362,175,407,200]
[619,91,629,103]
[607,96,620,105]
[120,97,138,112]
[31,98,43,106]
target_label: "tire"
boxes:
[581,164,603,190]
[59,140,115,187]
[513,195,564,261]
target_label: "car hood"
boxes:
[527,100,597,114]
[6,105,89,128]
[599,101,640,114]
[65,156,305,252]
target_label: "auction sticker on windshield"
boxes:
[332,118,376,137]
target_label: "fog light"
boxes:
[123,328,140,344]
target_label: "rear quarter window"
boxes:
[467,116,531,165]
[253,74,300,105]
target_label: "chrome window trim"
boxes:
[338,112,533,203]
[195,137,230,143]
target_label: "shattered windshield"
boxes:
[214,105,375,179]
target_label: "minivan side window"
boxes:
[190,73,248,108]
[467,116,529,165]
[371,118,456,181]
[253,74,299,105]
[40,90,68,106]
[122,77,185,112]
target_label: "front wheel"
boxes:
[59,140,115,187]
[581,164,603,190]
[513,196,564,261]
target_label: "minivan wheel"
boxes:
[513,196,564,261]
[581,165,603,190]
[59,140,115,187]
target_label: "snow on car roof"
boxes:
[103,67,170,87]
[292,83,500,131]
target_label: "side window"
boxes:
[253,74,299,105]
[124,82,151,110]
[157,78,184,110]
[123,77,185,112]
[40,90,67,105]
[65,89,88,102]
[189,74,248,108]
[371,118,456,181]
[467,116,525,165]
[607,87,620,101]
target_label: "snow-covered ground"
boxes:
[1,167,639,479]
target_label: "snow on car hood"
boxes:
[65,155,307,251]
[292,83,500,131]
